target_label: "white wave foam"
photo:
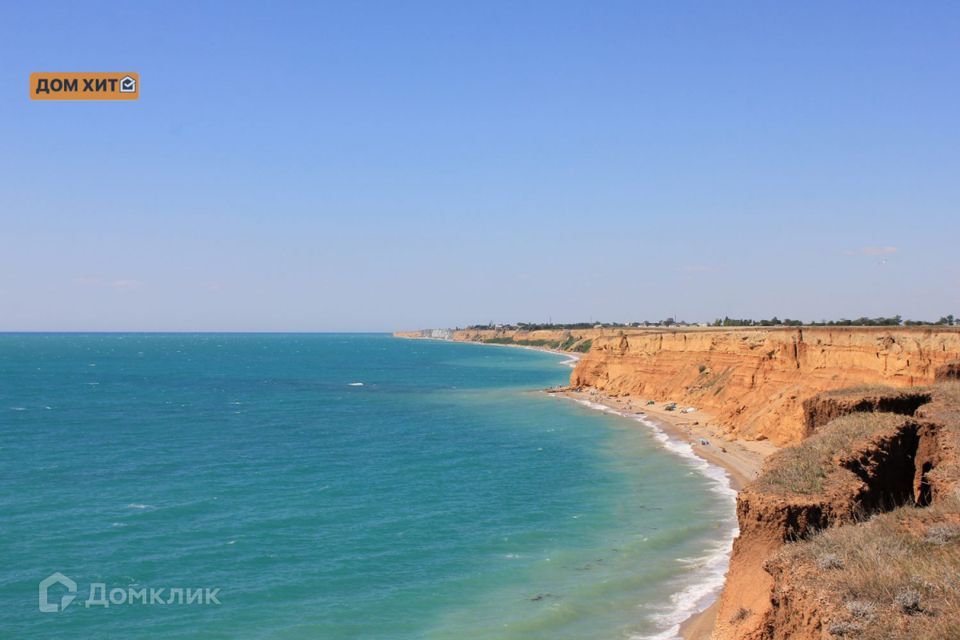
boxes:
[565,397,739,640]
[348,382,364,387]
[637,529,737,639]
[126,503,154,510]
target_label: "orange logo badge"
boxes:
[30,72,140,100]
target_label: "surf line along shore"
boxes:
[394,333,777,638]
[546,386,776,640]
[467,339,777,639]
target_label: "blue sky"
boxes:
[1,1,958,331]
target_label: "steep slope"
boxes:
[715,383,960,640]
[569,328,960,445]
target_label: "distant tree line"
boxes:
[713,317,803,327]
[905,315,956,326]
[713,315,956,327]
[464,315,958,330]
[465,318,697,330]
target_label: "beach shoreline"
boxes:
[553,388,775,492]
[395,334,777,639]
[550,388,776,639]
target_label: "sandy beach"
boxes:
[554,389,776,491]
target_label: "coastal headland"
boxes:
[395,326,960,639]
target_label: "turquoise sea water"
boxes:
[0,334,735,639]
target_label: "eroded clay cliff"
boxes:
[568,328,960,445]
[715,383,960,640]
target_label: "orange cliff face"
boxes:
[714,383,960,640]
[570,327,960,445]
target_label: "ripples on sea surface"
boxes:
[0,334,734,639]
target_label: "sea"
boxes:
[0,333,736,639]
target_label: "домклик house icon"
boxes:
[120,75,136,93]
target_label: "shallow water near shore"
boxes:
[0,334,734,639]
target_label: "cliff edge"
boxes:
[569,328,960,445]
[714,382,960,640]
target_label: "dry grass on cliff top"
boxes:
[754,413,907,495]
[818,384,928,399]
[819,384,899,397]
[922,382,960,424]
[773,495,960,640]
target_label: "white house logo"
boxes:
[119,75,136,93]
[39,572,77,613]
